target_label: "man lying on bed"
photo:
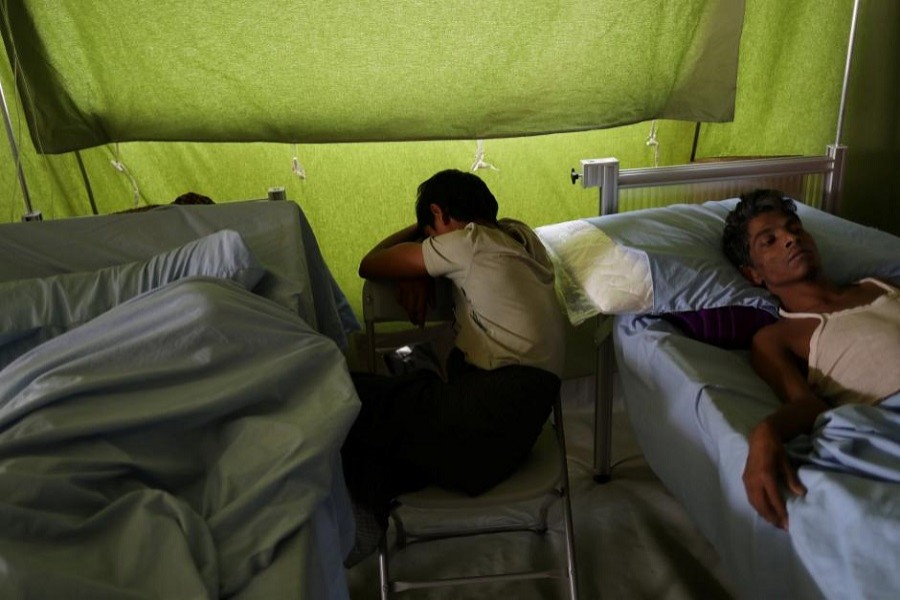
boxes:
[342,169,565,564]
[721,189,900,530]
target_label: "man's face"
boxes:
[742,210,821,288]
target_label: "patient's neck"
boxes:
[778,279,881,314]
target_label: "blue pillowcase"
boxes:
[589,199,900,315]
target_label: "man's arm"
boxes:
[744,322,829,530]
[359,224,434,326]
[358,224,429,280]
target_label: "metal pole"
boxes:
[835,0,861,147]
[0,78,39,221]
[75,150,99,215]
[689,121,702,162]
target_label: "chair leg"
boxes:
[554,397,580,600]
[377,534,391,600]
[560,481,579,600]
[593,325,614,483]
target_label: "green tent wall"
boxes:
[4,1,744,151]
[840,0,900,234]
[2,0,895,322]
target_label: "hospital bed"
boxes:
[538,151,900,600]
[0,200,361,599]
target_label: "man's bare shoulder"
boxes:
[752,315,817,360]
[753,319,787,346]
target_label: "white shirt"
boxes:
[421,219,565,377]
[780,278,900,405]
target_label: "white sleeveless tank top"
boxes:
[779,278,900,406]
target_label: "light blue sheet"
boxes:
[0,278,360,599]
[615,315,900,600]
[786,394,900,599]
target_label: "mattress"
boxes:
[614,314,900,600]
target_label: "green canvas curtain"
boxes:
[0,0,858,325]
[2,0,744,153]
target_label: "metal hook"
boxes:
[570,168,581,185]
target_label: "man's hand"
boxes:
[396,278,435,327]
[743,420,807,530]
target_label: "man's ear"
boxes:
[740,265,765,287]
[429,203,449,224]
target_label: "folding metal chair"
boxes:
[361,279,579,600]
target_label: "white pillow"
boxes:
[538,200,900,326]
[537,220,652,324]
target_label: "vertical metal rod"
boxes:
[599,160,620,216]
[824,144,847,215]
[552,395,580,600]
[377,535,391,600]
[593,316,614,483]
[689,121,702,162]
[0,78,37,219]
[835,0,861,147]
[75,150,99,215]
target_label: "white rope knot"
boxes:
[646,120,660,168]
[111,144,143,207]
[292,144,307,180]
[471,139,499,172]
[292,156,307,180]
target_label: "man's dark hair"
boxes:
[722,189,798,268]
[415,169,498,230]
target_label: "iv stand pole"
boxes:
[0,78,40,221]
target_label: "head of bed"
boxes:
[574,146,846,216]
[550,146,898,482]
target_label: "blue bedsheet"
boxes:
[787,394,900,600]
[615,314,900,600]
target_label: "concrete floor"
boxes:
[346,376,735,600]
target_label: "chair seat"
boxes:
[397,425,562,510]
[363,279,578,599]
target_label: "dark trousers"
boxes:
[341,349,559,513]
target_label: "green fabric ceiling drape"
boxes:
[1,0,744,153]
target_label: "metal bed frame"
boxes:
[571,147,848,482]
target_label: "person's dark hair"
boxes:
[172,192,215,205]
[722,189,798,268]
[415,169,498,230]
